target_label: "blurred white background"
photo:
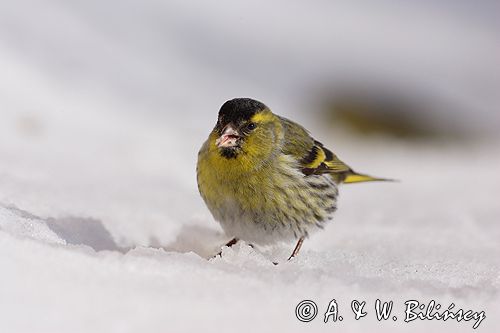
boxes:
[0,1,499,332]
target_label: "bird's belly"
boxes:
[203,173,338,245]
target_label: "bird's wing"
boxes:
[280,117,387,184]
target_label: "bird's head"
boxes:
[212,98,282,160]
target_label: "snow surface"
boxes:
[1,1,499,332]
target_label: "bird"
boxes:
[197,98,389,261]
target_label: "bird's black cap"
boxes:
[218,98,268,126]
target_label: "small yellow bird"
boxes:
[197,98,388,261]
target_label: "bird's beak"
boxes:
[216,124,240,148]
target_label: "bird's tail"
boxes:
[343,172,395,184]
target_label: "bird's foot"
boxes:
[212,237,239,259]
[273,237,305,265]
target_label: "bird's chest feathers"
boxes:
[199,153,287,211]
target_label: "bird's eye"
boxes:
[246,122,256,131]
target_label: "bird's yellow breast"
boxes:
[197,139,287,212]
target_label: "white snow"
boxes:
[0,1,499,332]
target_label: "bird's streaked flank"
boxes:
[197,98,389,261]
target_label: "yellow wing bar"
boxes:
[300,141,393,184]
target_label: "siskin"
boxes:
[197,98,389,260]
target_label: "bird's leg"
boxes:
[287,237,305,260]
[225,237,239,248]
[213,237,239,258]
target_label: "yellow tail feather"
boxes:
[343,173,395,184]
